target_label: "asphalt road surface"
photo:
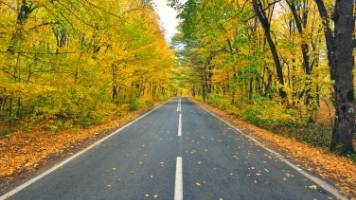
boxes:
[1,98,342,200]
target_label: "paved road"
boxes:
[1,98,339,200]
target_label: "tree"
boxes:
[0,0,175,130]
[174,0,354,152]
[253,0,287,99]
[314,0,355,154]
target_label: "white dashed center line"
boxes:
[178,113,182,137]
[175,98,183,200]
[174,157,183,200]
[177,98,182,112]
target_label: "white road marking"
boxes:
[0,102,167,200]
[174,157,183,200]
[177,98,182,112]
[179,98,182,112]
[199,103,348,200]
[178,113,182,137]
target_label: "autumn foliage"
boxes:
[173,0,355,154]
[0,0,175,133]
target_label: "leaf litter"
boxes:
[192,98,356,198]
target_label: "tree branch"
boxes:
[242,0,282,22]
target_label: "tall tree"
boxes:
[252,0,287,99]
[175,0,354,151]
[314,0,355,154]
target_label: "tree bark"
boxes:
[111,64,118,101]
[314,0,355,154]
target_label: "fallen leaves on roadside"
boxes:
[0,108,149,188]
[192,98,356,198]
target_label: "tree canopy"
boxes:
[0,0,176,130]
[174,0,355,154]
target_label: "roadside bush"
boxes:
[201,95,333,148]
[0,129,11,137]
[240,97,301,129]
[142,99,154,108]
[207,94,236,113]
[128,98,140,111]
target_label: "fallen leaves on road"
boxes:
[192,98,356,198]
[0,107,151,190]
[307,185,318,190]
[159,161,165,167]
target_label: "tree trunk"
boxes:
[202,69,208,101]
[286,0,311,74]
[248,78,253,104]
[330,0,355,154]
[315,0,355,154]
[16,97,21,119]
[7,1,36,54]
[287,1,314,106]
[111,64,118,101]
[252,0,287,99]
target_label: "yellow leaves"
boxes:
[0,0,174,134]
[306,185,318,190]
[0,82,49,98]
